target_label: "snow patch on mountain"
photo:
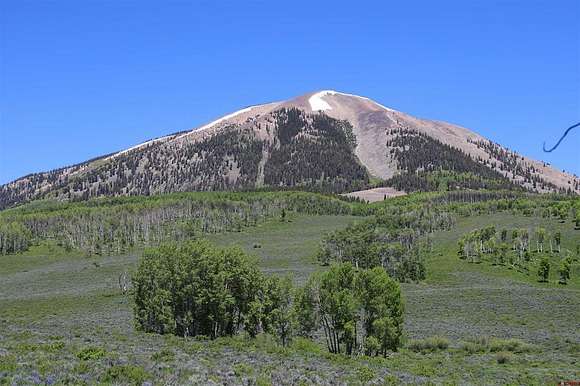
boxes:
[309,90,395,112]
[309,91,334,111]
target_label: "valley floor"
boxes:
[1,214,579,385]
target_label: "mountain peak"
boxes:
[1,90,577,209]
[304,90,396,113]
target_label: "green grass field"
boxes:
[1,212,579,385]
[208,214,361,282]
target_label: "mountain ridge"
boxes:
[1,90,578,209]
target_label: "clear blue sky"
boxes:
[1,0,579,184]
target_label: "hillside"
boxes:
[1,90,578,209]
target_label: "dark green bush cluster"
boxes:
[315,206,451,282]
[76,346,106,361]
[133,241,264,338]
[302,263,404,357]
[133,241,404,356]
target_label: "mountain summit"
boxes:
[1,90,578,208]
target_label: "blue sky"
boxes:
[1,0,579,184]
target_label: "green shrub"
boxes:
[43,341,65,352]
[102,365,150,385]
[537,257,550,282]
[151,348,175,362]
[495,351,512,364]
[0,354,17,372]
[462,337,534,354]
[461,341,483,354]
[356,366,376,383]
[233,363,254,377]
[364,336,380,356]
[291,337,325,355]
[559,260,571,284]
[256,374,272,386]
[407,336,449,352]
[73,361,92,375]
[461,336,489,354]
[76,346,106,361]
[489,338,534,353]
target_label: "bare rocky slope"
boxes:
[1,90,578,209]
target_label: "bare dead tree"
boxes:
[118,271,129,294]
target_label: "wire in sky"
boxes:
[543,122,580,152]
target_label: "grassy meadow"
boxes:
[1,208,579,385]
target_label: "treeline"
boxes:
[467,138,564,192]
[0,191,359,255]
[386,170,520,193]
[420,191,579,220]
[1,189,577,257]
[133,241,405,357]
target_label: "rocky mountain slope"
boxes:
[1,90,578,209]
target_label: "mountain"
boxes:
[1,90,578,209]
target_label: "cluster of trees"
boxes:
[133,241,404,356]
[133,241,264,338]
[297,263,404,356]
[467,138,567,192]
[545,201,580,227]
[264,109,368,192]
[457,225,577,284]
[458,226,566,265]
[383,129,519,192]
[0,191,357,255]
[317,222,428,282]
[386,171,519,193]
[457,226,500,263]
[422,191,579,221]
[538,254,574,284]
[0,221,30,254]
[316,204,455,282]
